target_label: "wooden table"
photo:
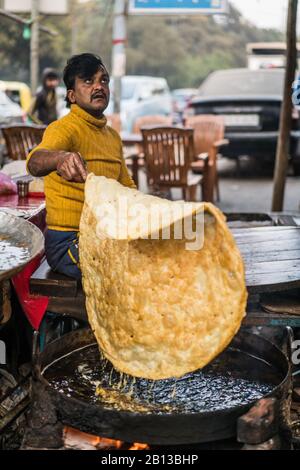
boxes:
[233,226,300,294]
[29,224,300,326]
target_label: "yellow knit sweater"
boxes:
[27,104,135,231]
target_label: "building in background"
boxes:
[247,42,300,70]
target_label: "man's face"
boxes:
[45,78,59,90]
[67,67,110,117]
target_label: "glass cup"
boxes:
[17,180,29,198]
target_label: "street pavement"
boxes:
[138,156,300,213]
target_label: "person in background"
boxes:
[29,68,59,125]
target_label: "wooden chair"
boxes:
[184,115,228,203]
[132,114,173,158]
[141,126,208,202]
[106,114,121,133]
[125,115,174,188]
[133,114,173,167]
[1,124,45,160]
[133,114,173,134]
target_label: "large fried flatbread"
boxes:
[79,174,247,380]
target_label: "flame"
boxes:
[64,427,123,449]
[97,437,123,449]
[64,427,148,450]
[128,442,150,450]
[64,427,100,448]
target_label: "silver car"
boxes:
[0,89,24,125]
[107,76,173,132]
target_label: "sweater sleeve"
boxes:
[111,129,136,189]
[26,121,73,171]
[118,157,136,189]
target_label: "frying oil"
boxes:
[44,344,275,414]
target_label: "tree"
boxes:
[0,1,284,89]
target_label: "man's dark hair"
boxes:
[63,53,107,106]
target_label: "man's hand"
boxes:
[56,152,88,183]
[28,149,88,181]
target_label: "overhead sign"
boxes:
[129,0,228,15]
[4,0,69,15]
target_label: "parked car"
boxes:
[0,90,25,166]
[172,88,198,113]
[186,68,300,173]
[0,89,25,126]
[0,81,31,112]
[106,76,173,132]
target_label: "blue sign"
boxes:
[129,0,228,15]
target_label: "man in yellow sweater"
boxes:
[27,53,135,280]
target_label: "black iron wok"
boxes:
[38,328,291,445]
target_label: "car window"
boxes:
[5,90,21,106]
[110,79,141,100]
[172,91,187,98]
[138,83,154,100]
[110,77,170,101]
[0,90,14,105]
[199,70,285,96]
[121,81,136,100]
[152,86,167,96]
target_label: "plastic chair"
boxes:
[184,115,228,202]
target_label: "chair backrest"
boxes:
[141,126,195,187]
[133,114,173,134]
[106,114,121,133]
[1,124,45,160]
[184,115,224,156]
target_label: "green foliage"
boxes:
[0,1,284,89]
[125,4,283,88]
[0,16,30,82]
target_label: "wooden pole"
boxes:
[272,0,298,211]
[111,0,127,114]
